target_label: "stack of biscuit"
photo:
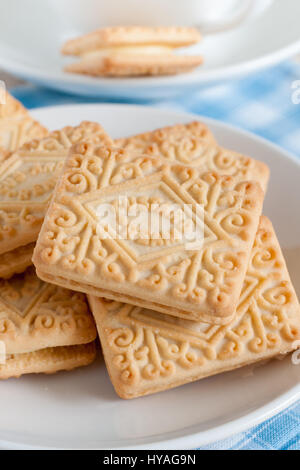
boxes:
[0,94,113,378]
[1,92,300,398]
[0,266,96,379]
[62,26,203,77]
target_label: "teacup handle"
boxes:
[198,0,273,34]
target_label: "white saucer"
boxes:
[0,0,300,99]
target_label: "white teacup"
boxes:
[53,0,273,34]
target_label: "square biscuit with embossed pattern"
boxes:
[115,122,269,192]
[62,26,203,77]
[33,143,264,324]
[88,216,300,398]
[0,121,113,256]
[0,265,97,355]
[0,263,97,379]
[0,343,96,379]
[0,92,48,159]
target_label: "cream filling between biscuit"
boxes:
[81,45,175,59]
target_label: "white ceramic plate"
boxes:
[0,103,300,450]
[0,0,300,99]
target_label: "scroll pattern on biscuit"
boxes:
[62,26,203,55]
[115,122,269,191]
[0,242,34,279]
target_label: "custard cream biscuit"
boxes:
[0,343,96,379]
[64,54,204,77]
[0,265,97,355]
[0,121,113,255]
[62,26,203,77]
[33,144,264,324]
[88,216,300,398]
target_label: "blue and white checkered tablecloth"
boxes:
[10,60,300,450]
